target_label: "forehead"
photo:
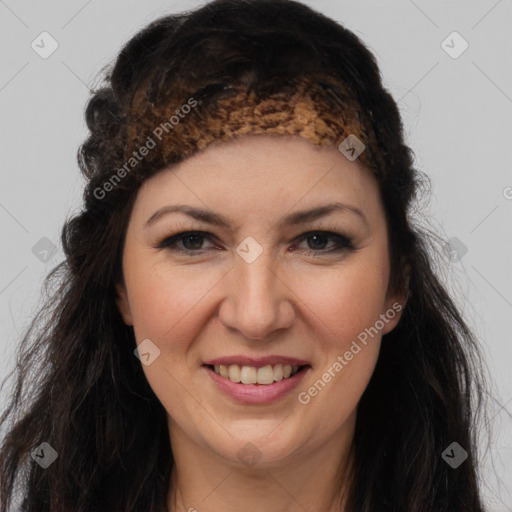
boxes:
[132,134,383,226]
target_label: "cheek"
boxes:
[123,259,221,420]
[124,258,224,354]
[291,254,389,413]
[293,256,390,347]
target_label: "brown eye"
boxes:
[305,233,330,250]
[181,234,205,250]
[157,231,217,253]
[294,231,355,255]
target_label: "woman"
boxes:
[0,0,489,510]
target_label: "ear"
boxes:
[381,266,410,335]
[115,283,133,326]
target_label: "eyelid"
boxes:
[294,230,354,247]
[155,223,356,255]
[155,230,218,251]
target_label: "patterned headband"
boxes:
[123,75,380,176]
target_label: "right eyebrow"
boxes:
[145,205,231,229]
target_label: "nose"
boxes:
[217,251,295,340]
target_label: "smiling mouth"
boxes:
[205,363,310,385]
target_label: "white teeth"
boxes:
[212,363,304,384]
[256,365,274,385]
[240,366,257,384]
[273,364,284,381]
[228,364,241,383]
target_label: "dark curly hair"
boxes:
[0,1,489,511]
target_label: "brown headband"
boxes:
[125,76,379,173]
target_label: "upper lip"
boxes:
[203,356,311,367]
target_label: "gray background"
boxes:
[0,0,511,510]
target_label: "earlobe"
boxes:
[115,284,133,326]
[381,263,410,335]
[382,286,409,336]
[381,298,406,335]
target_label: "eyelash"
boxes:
[156,225,356,256]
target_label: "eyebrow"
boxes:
[144,202,368,229]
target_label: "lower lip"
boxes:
[204,365,310,404]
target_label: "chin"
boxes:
[202,421,313,468]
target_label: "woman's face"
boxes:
[117,134,404,467]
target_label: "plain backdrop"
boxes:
[0,1,511,510]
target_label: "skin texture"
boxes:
[116,134,405,512]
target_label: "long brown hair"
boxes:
[0,1,489,510]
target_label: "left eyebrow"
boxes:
[277,202,368,229]
[144,201,368,230]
